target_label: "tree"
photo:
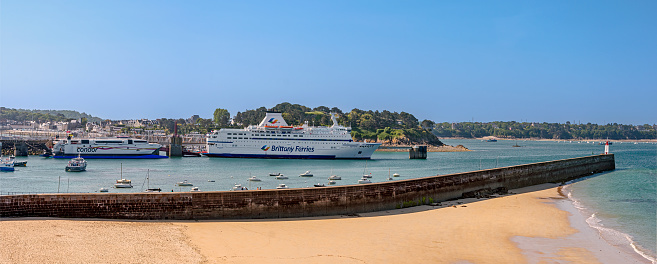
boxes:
[213,108,230,126]
[420,119,435,130]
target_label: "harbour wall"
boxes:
[0,154,615,220]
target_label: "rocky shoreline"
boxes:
[376,144,470,152]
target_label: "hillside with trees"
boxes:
[3,108,103,123]
[432,121,657,140]
[234,103,444,146]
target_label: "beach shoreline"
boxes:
[1,183,650,263]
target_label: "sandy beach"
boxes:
[0,184,649,264]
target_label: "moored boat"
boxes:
[205,112,380,159]
[299,171,313,177]
[358,178,372,184]
[275,174,288,180]
[177,180,193,186]
[0,157,14,172]
[52,137,165,159]
[65,155,87,172]
[114,179,133,188]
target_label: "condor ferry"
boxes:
[206,112,380,159]
[52,137,165,159]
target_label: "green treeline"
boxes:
[1,107,71,123]
[0,108,103,123]
[432,121,657,140]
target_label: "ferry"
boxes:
[52,137,165,159]
[206,112,381,159]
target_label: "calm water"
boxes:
[2,139,655,259]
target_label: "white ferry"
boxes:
[206,112,380,159]
[52,137,165,159]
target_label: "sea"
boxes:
[1,139,655,261]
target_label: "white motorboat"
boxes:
[299,171,313,177]
[328,180,336,185]
[231,184,246,191]
[114,179,133,188]
[276,174,288,180]
[99,187,109,192]
[314,183,325,187]
[393,173,400,177]
[177,180,193,186]
[65,154,87,172]
[247,176,262,181]
[358,178,371,184]
[276,184,289,189]
[328,175,341,180]
[269,172,281,176]
[190,187,201,192]
[362,173,372,178]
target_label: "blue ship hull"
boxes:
[53,154,167,159]
[205,153,371,159]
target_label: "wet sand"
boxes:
[0,184,648,264]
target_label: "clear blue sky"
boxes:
[1,1,655,124]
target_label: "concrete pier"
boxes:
[0,154,615,220]
[168,136,183,157]
[409,145,427,159]
[13,142,28,156]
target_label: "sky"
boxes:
[1,1,655,124]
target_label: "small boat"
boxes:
[314,183,326,187]
[487,138,498,142]
[276,184,289,189]
[145,188,162,192]
[13,161,27,167]
[269,172,281,176]
[231,184,246,191]
[362,173,372,178]
[207,180,215,182]
[114,163,132,188]
[177,180,193,186]
[393,173,400,177]
[328,175,341,180]
[190,187,201,192]
[99,187,109,192]
[247,176,262,181]
[299,171,313,177]
[65,154,87,172]
[0,157,14,172]
[358,178,371,184]
[114,179,133,188]
[328,180,336,185]
[275,174,288,180]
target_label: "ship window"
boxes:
[227,133,232,135]
[81,140,89,144]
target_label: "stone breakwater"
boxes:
[0,154,615,220]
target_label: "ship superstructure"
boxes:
[206,112,380,159]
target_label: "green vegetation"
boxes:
[1,107,71,123]
[213,108,230,126]
[432,121,657,140]
[5,108,103,123]
[234,102,444,146]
